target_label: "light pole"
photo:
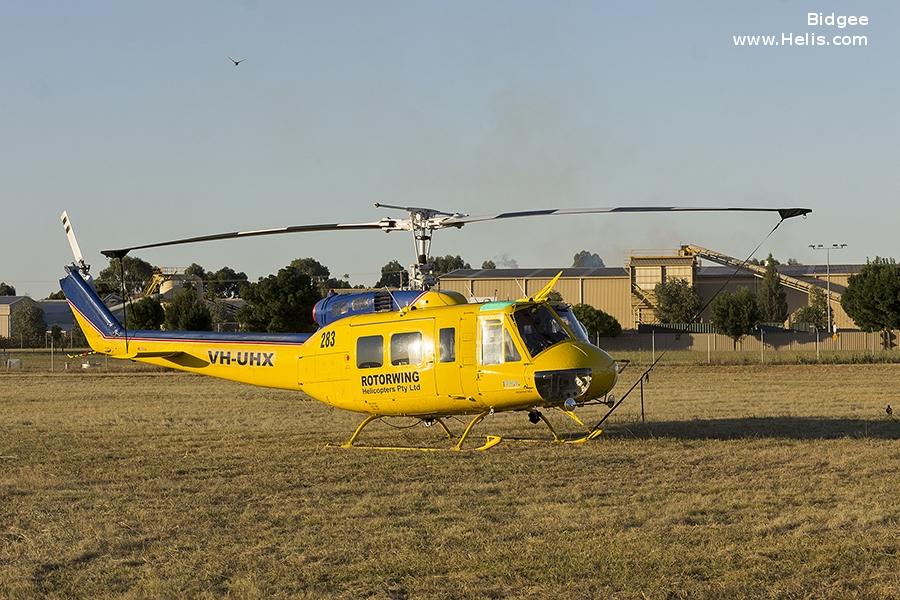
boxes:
[809,243,847,333]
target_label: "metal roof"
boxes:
[443,264,862,285]
[39,300,76,330]
[441,267,629,279]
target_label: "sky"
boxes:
[2,1,898,297]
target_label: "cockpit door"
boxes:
[475,316,526,396]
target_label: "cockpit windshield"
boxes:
[553,305,590,343]
[513,305,572,357]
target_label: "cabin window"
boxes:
[391,332,423,366]
[480,319,503,365]
[356,335,383,369]
[439,328,456,363]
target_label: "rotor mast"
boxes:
[373,203,463,290]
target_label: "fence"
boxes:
[598,330,899,355]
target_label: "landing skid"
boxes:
[523,408,605,444]
[332,411,503,452]
[330,408,605,451]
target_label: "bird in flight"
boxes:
[228,56,246,67]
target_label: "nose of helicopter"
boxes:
[531,341,618,404]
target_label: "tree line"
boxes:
[652,254,900,345]
[34,246,900,347]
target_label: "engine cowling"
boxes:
[312,289,469,327]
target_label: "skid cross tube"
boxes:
[341,414,381,448]
[434,418,454,440]
[453,410,491,451]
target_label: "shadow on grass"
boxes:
[606,417,900,440]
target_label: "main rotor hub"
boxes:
[373,203,468,290]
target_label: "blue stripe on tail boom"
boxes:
[59,266,311,344]
[60,266,124,337]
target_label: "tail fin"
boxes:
[60,266,125,352]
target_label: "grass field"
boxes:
[1,365,899,599]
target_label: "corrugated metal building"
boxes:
[0,297,76,340]
[438,251,863,330]
[0,297,24,338]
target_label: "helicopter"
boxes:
[58,204,810,451]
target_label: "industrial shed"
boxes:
[438,246,862,330]
[0,297,77,341]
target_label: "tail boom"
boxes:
[60,266,312,389]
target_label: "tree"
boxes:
[787,258,802,266]
[711,288,761,344]
[290,258,349,296]
[206,266,249,298]
[10,298,46,347]
[841,257,900,332]
[97,256,155,296]
[481,260,496,270]
[50,324,64,348]
[572,304,621,339]
[183,263,209,281]
[46,290,67,300]
[572,250,604,268]
[127,297,166,330]
[291,257,329,280]
[757,254,787,323]
[237,264,320,333]
[0,282,16,295]
[654,278,701,324]
[375,260,410,289]
[209,299,236,331]
[793,287,828,330]
[164,289,212,331]
[431,255,470,276]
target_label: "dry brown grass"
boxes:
[1,365,898,599]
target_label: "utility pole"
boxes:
[809,243,847,333]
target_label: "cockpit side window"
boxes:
[479,317,523,365]
[503,327,521,362]
[480,319,503,365]
[554,306,590,342]
[514,305,572,357]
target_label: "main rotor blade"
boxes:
[101,221,390,258]
[439,206,811,227]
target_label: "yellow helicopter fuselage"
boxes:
[65,270,617,417]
